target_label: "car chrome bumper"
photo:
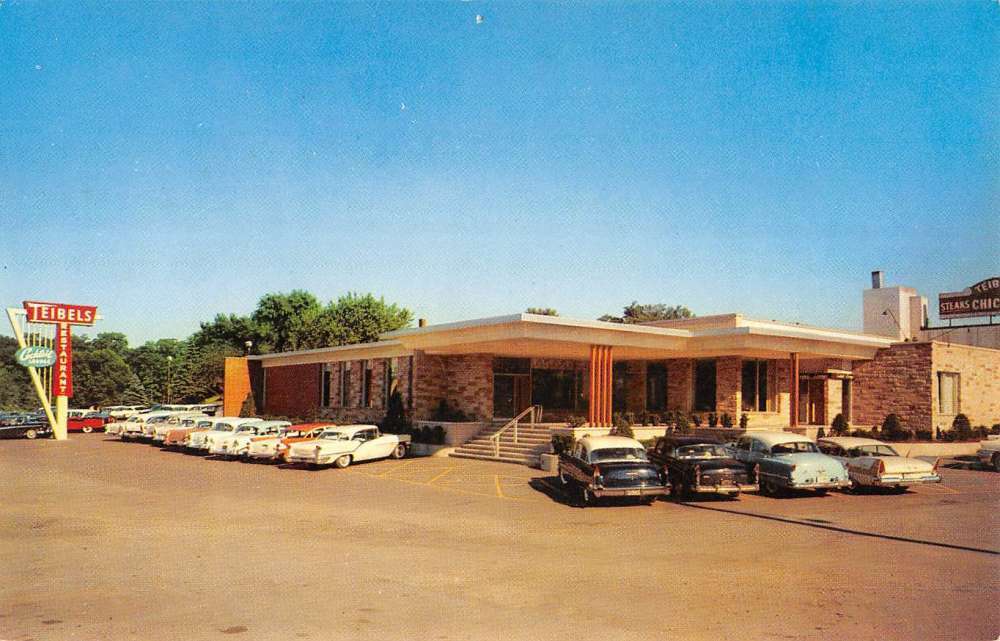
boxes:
[872,474,941,486]
[693,482,758,494]
[787,479,851,490]
[592,486,669,498]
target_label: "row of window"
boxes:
[320,359,402,410]
[491,357,774,413]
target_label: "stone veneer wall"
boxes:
[317,356,413,424]
[412,352,493,422]
[851,343,934,431]
[714,356,741,417]
[931,343,1000,431]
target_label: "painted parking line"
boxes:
[426,466,456,484]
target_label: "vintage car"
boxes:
[245,423,331,462]
[149,413,208,443]
[817,437,941,491]
[65,409,104,433]
[187,417,264,452]
[0,419,52,440]
[731,431,850,496]
[163,417,216,447]
[285,425,411,468]
[120,411,184,441]
[648,436,758,498]
[975,436,1000,472]
[558,435,669,506]
[104,405,149,422]
[210,420,292,458]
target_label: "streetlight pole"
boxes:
[166,355,173,404]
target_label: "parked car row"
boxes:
[557,430,943,507]
[113,410,412,469]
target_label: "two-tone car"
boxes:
[0,419,52,440]
[731,431,850,496]
[163,417,215,448]
[210,420,292,459]
[150,413,208,444]
[245,423,331,462]
[558,435,669,506]
[648,436,758,498]
[975,436,1000,472]
[186,417,263,453]
[284,425,410,468]
[119,411,184,441]
[817,437,941,491]
[143,411,206,440]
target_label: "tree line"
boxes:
[0,291,412,410]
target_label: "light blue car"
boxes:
[732,431,851,496]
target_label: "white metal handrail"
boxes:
[490,405,541,457]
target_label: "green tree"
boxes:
[72,348,134,407]
[190,313,265,353]
[127,339,185,402]
[599,302,695,324]
[525,307,559,316]
[324,293,413,345]
[91,332,130,356]
[251,290,325,352]
[121,372,152,405]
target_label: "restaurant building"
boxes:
[223,276,999,454]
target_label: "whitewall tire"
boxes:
[334,455,351,469]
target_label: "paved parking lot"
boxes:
[1,436,997,641]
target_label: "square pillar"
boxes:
[789,353,799,428]
[589,345,613,427]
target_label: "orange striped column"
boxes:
[789,352,800,428]
[603,346,613,426]
[589,346,598,426]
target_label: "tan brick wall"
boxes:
[852,343,933,431]
[931,343,1000,431]
[715,356,740,418]
[825,378,843,425]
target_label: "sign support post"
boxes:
[7,301,100,441]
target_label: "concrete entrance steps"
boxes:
[449,422,556,466]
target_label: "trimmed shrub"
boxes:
[675,414,691,434]
[613,413,635,439]
[739,413,749,430]
[567,415,587,428]
[952,414,973,441]
[831,413,848,436]
[691,413,702,427]
[381,390,410,434]
[992,424,1000,435]
[551,434,575,455]
[817,427,826,439]
[431,399,469,422]
[707,412,718,428]
[915,429,933,441]
[431,425,446,445]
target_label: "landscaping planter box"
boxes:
[409,444,454,457]
[413,421,487,447]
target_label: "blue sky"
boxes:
[1,2,997,345]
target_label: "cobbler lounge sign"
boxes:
[938,277,1000,320]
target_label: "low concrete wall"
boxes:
[891,442,981,458]
[409,444,455,457]
[413,421,487,446]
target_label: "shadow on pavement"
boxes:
[677,501,999,556]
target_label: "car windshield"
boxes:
[853,445,899,457]
[676,444,728,458]
[320,431,349,440]
[235,425,257,433]
[590,448,648,463]
[771,441,819,454]
[181,420,196,427]
[148,416,168,424]
[196,421,213,429]
[214,424,235,432]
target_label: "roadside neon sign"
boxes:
[15,346,57,368]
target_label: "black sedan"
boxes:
[648,436,758,498]
[0,420,52,440]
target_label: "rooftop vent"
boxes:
[871,271,884,289]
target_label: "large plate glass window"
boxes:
[741,359,769,412]
[646,362,667,411]
[693,359,717,411]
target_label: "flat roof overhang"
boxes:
[248,340,411,368]
[384,314,894,361]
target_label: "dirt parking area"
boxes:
[1,436,998,641]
